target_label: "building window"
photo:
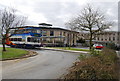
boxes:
[101,38,103,41]
[60,31,62,36]
[37,30,41,33]
[113,37,115,41]
[50,31,54,36]
[32,29,37,33]
[97,37,99,41]
[63,32,66,36]
[41,30,43,35]
[42,30,47,36]
[109,37,111,41]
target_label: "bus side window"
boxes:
[18,38,22,41]
[11,38,13,41]
[37,38,39,43]
[10,38,13,41]
[33,38,37,42]
[14,38,17,41]
[27,37,31,42]
[31,38,33,42]
[20,38,22,41]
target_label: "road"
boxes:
[2,49,80,79]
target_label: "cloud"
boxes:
[31,1,82,27]
[0,0,119,31]
[91,2,118,31]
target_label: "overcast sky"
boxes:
[0,0,119,31]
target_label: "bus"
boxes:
[6,27,43,48]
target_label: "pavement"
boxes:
[41,47,88,54]
[2,49,81,79]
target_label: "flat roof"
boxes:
[11,26,79,33]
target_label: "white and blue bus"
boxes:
[6,27,43,48]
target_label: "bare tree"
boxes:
[65,4,113,50]
[0,8,27,51]
[65,18,78,31]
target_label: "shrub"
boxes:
[78,54,87,61]
[89,48,101,57]
[100,48,118,64]
[62,48,119,80]
[64,57,118,79]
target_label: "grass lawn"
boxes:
[0,47,28,60]
[46,47,90,52]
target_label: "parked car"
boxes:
[93,44,104,49]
